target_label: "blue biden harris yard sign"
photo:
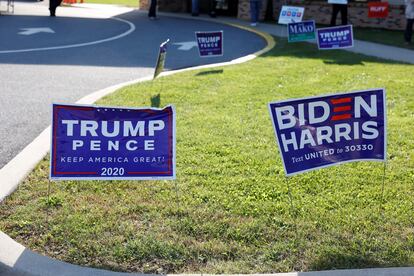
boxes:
[268,89,386,176]
[50,104,176,180]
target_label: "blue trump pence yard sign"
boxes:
[195,31,223,57]
[268,89,386,176]
[50,104,176,180]
[317,25,354,50]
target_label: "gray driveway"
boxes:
[0,2,266,168]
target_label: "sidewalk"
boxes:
[6,1,133,18]
[160,12,414,65]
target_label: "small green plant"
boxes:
[41,196,63,208]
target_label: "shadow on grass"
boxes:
[323,60,365,66]
[195,69,224,76]
[305,248,411,272]
[150,94,160,108]
[261,38,403,66]
[309,251,382,271]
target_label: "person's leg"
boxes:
[192,0,199,16]
[330,4,340,26]
[405,18,414,43]
[148,0,156,18]
[250,1,258,23]
[49,0,57,16]
[408,18,414,42]
[209,0,216,17]
[256,1,261,23]
[49,6,56,16]
[340,4,348,25]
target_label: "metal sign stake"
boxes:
[379,161,387,215]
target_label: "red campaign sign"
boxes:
[368,2,389,18]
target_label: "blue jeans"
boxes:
[250,1,261,23]
[405,18,414,42]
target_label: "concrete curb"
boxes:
[0,232,148,276]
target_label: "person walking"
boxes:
[250,0,262,26]
[404,0,414,44]
[330,0,348,26]
[148,0,157,19]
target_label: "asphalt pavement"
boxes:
[0,1,266,169]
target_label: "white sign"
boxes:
[278,6,305,25]
[328,0,348,4]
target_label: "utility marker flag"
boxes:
[268,89,386,176]
[288,20,316,42]
[317,25,353,50]
[50,104,176,180]
[154,39,170,79]
[195,31,223,57]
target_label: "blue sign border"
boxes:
[316,25,354,50]
[50,103,176,181]
[268,88,387,176]
[195,31,224,58]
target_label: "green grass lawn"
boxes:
[353,27,414,50]
[81,0,138,8]
[1,37,414,274]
